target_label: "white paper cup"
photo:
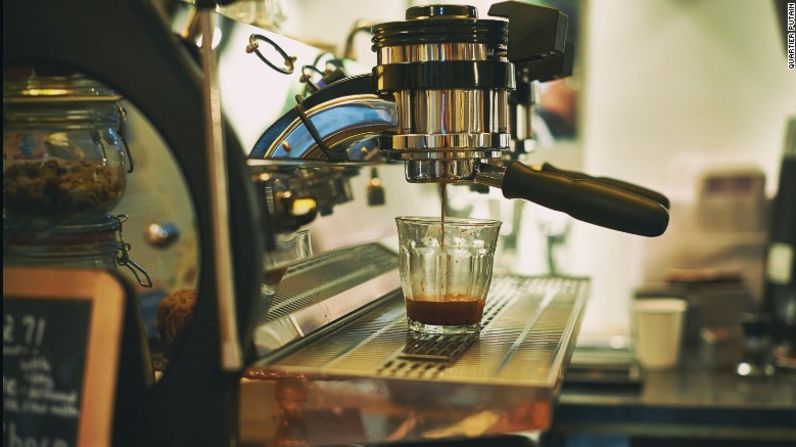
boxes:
[632,298,687,369]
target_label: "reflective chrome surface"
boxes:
[393,89,509,135]
[386,87,512,182]
[259,94,396,161]
[509,80,540,156]
[390,133,510,152]
[241,275,589,445]
[405,159,479,183]
[513,103,534,141]
[248,93,398,228]
[145,222,181,248]
[252,243,399,356]
[379,43,495,63]
[199,8,242,370]
[249,164,360,232]
[473,162,506,188]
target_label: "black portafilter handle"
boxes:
[500,161,669,237]
[539,162,671,210]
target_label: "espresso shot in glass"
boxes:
[396,217,501,335]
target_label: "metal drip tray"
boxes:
[240,265,589,446]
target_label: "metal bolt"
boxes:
[145,222,180,249]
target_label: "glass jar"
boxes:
[3,72,131,223]
[3,214,151,286]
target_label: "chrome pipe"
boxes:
[199,8,242,372]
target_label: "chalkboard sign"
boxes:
[3,268,126,447]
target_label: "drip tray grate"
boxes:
[376,280,520,379]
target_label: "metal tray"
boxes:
[240,243,589,446]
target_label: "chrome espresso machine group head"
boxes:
[372,4,517,183]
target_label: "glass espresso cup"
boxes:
[396,217,502,334]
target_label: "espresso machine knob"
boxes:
[367,167,386,206]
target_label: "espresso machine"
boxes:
[4,1,669,446]
[243,3,669,445]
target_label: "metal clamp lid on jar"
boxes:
[371,4,515,183]
[3,214,152,287]
[3,72,134,170]
[3,72,127,143]
[3,72,122,104]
